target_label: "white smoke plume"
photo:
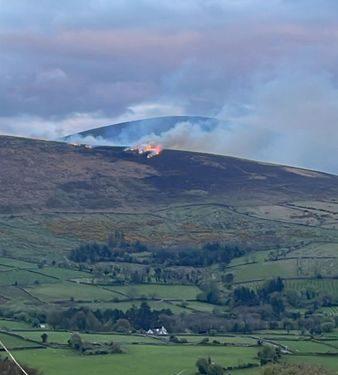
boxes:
[116,70,338,174]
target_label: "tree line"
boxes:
[46,302,172,332]
[70,237,246,268]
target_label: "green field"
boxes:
[106,284,201,300]
[0,257,39,269]
[13,345,260,375]
[232,259,297,283]
[0,319,33,330]
[271,339,337,354]
[291,242,338,257]
[0,332,41,349]
[25,282,124,302]
[232,256,338,283]
[37,267,93,281]
[0,269,57,286]
[285,279,338,300]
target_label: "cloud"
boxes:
[0,112,115,139]
[112,102,185,124]
[0,101,184,140]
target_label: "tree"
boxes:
[198,282,223,305]
[31,318,41,328]
[113,319,131,333]
[321,321,335,333]
[196,358,209,374]
[46,310,63,329]
[223,273,234,285]
[233,287,258,306]
[41,333,48,344]
[269,293,285,316]
[196,358,224,375]
[68,333,83,350]
[258,345,280,365]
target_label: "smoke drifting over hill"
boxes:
[67,70,338,174]
[1,1,338,173]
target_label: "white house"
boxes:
[146,326,168,336]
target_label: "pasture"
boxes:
[13,345,260,375]
[106,284,201,300]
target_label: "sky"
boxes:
[0,0,338,173]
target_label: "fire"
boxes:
[125,144,163,158]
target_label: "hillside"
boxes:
[1,135,337,213]
[0,135,337,259]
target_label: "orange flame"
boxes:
[125,144,163,158]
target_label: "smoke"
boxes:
[66,134,121,146]
[126,121,249,155]
[229,69,338,173]
[66,69,338,174]
[7,67,331,174]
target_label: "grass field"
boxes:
[107,284,201,300]
[37,267,93,281]
[0,319,32,330]
[270,339,337,353]
[0,257,38,269]
[285,279,338,300]
[0,332,41,349]
[0,269,57,286]
[291,242,338,257]
[232,257,338,283]
[232,259,298,283]
[13,345,260,375]
[25,282,124,302]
